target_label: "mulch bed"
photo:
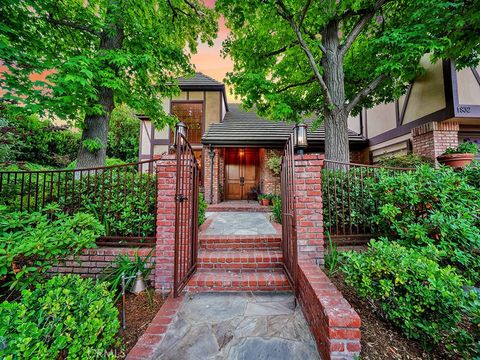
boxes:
[116,291,165,358]
[329,272,450,360]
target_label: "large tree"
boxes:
[217,0,478,163]
[0,0,217,168]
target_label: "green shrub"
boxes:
[0,208,103,291]
[107,105,140,163]
[198,192,208,226]
[271,196,282,224]
[376,153,434,168]
[444,141,479,155]
[0,274,120,359]
[341,240,467,348]
[101,248,154,292]
[370,165,480,280]
[462,162,480,189]
[66,157,127,169]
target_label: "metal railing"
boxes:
[0,159,159,247]
[280,133,298,295]
[322,160,413,246]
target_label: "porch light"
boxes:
[174,122,187,147]
[208,145,215,204]
[294,123,308,155]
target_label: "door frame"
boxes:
[224,147,259,201]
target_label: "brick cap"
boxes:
[411,121,459,137]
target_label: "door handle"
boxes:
[240,177,245,185]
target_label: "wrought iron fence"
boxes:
[0,159,159,247]
[322,160,413,246]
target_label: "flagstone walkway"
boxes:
[151,292,321,360]
[204,211,276,236]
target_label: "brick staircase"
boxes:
[187,234,291,292]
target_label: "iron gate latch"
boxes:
[175,194,188,203]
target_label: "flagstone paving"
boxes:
[152,292,321,360]
[204,212,276,236]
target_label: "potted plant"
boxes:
[437,141,478,168]
[258,194,270,206]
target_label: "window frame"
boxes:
[169,100,205,146]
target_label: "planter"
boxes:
[437,153,474,168]
[261,198,270,206]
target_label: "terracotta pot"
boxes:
[437,153,474,168]
[261,198,270,206]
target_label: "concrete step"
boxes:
[187,269,291,292]
[199,235,282,251]
[197,250,284,270]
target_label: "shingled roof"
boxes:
[202,104,367,149]
[177,72,224,90]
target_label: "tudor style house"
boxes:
[139,62,480,204]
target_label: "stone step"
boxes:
[199,235,282,251]
[197,250,284,270]
[187,269,291,292]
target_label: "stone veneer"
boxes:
[411,121,459,163]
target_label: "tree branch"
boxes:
[183,0,205,18]
[338,0,391,59]
[346,73,387,114]
[298,0,312,28]
[260,41,299,58]
[278,77,315,92]
[46,13,100,36]
[274,0,333,107]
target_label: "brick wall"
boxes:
[203,148,223,204]
[49,247,155,281]
[155,155,176,293]
[297,261,361,360]
[260,148,282,195]
[293,154,325,265]
[412,121,459,163]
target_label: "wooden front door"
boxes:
[225,148,259,200]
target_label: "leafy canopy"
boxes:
[0,0,217,128]
[217,0,478,124]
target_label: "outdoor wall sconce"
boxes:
[208,145,215,204]
[173,122,187,148]
[121,270,147,329]
[294,123,308,155]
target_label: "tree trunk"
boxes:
[75,2,123,169]
[322,21,350,164]
[75,87,113,169]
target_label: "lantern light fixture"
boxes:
[294,123,308,155]
[173,122,187,148]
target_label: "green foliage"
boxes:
[101,248,154,293]
[0,108,80,167]
[324,232,339,276]
[0,208,103,291]
[266,152,282,177]
[370,166,480,281]
[0,274,120,359]
[82,138,103,153]
[66,157,127,170]
[341,241,469,349]
[376,154,434,168]
[270,196,282,224]
[198,192,208,226]
[444,141,479,155]
[0,0,217,129]
[461,162,480,189]
[107,104,140,163]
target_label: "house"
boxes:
[139,63,480,204]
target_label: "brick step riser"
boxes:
[187,285,291,292]
[197,262,283,270]
[199,242,281,251]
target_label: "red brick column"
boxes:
[204,148,221,204]
[293,154,325,265]
[155,155,177,293]
[411,121,459,163]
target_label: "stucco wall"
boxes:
[457,66,480,105]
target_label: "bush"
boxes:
[0,208,103,291]
[462,161,480,189]
[107,105,140,163]
[341,240,468,349]
[66,157,127,169]
[198,192,208,226]
[270,196,282,224]
[376,153,434,168]
[370,165,480,281]
[0,275,120,359]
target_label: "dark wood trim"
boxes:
[395,100,400,126]
[364,108,368,139]
[179,85,229,112]
[138,119,143,160]
[368,108,449,146]
[399,83,413,125]
[186,91,190,100]
[472,67,480,87]
[152,139,170,145]
[149,122,155,159]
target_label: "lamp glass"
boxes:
[295,123,308,148]
[174,122,187,147]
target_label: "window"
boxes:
[171,102,203,144]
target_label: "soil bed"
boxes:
[116,291,165,357]
[330,272,449,360]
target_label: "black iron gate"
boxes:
[281,133,298,295]
[173,131,200,297]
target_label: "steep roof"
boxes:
[177,72,224,89]
[202,104,367,148]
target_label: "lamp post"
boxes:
[294,123,308,155]
[173,122,187,148]
[208,145,215,204]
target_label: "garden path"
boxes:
[151,292,321,360]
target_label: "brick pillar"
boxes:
[293,154,325,265]
[411,121,459,163]
[155,154,177,293]
[204,148,221,204]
